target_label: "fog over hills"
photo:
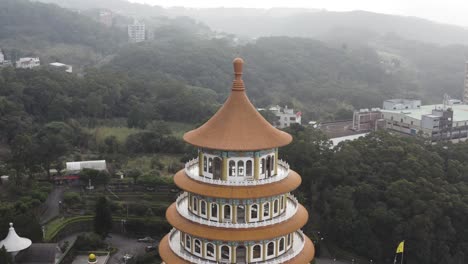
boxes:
[36,0,468,46]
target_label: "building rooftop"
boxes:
[15,243,57,264]
[382,104,468,122]
[183,58,292,151]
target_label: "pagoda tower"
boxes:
[159,58,315,263]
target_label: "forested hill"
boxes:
[107,34,407,120]
[171,9,468,46]
[0,0,126,67]
[107,29,468,120]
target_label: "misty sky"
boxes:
[129,0,468,27]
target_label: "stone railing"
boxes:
[175,193,299,228]
[184,158,290,186]
[167,228,306,264]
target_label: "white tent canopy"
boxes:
[0,223,32,252]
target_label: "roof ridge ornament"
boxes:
[232,57,245,91]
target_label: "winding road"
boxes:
[40,186,64,225]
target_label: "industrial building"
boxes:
[380,98,468,142]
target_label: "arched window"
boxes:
[280,196,284,210]
[229,160,236,176]
[267,241,275,256]
[211,203,218,219]
[271,155,275,173]
[279,238,285,252]
[237,161,244,176]
[252,244,262,259]
[206,243,215,259]
[203,156,207,172]
[287,234,292,246]
[185,234,191,250]
[201,200,207,216]
[274,199,279,214]
[208,158,213,173]
[193,197,198,212]
[194,239,201,254]
[261,158,265,174]
[246,160,253,176]
[263,202,270,218]
[221,245,230,261]
[251,204,258,219]
[224,205,231,221]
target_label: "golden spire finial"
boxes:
[232,58,245,91]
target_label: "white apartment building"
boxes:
[16,57,40,69]
[268,105,302,128]
[128,20,146,43]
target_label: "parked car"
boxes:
[145,245,157,252]
[123,254,133,261]
[137,236,155,243]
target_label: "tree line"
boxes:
[282,125,468,264]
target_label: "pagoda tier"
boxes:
[159,58,314,264]
[183,58,292,151]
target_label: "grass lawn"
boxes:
[123,154,183,177]
[166,122,195,138]
[86,126,143,144]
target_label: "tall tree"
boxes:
[94,196,112,238]
[0,246,13,264]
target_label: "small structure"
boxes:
[0,175,9,184]
[330,133,369,147]
[352,108,383,132]
[49,62,73,73]
[0,49,12,67]
[16,57,40,69]
[88,253,97,264]
[383,99,421,110]
[0,223,32,256]
[128,20,146,43]
[66,160,107,172]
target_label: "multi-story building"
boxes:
[381,99,468,142]
[16,57,40,69]
[268,105,302,128]
[159,58,315,263]
[128,20,146,43]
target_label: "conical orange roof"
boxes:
[183,58,292,151]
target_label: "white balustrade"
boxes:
[175,193,299,228]
[184,158,291,186]
[167,228,306,264]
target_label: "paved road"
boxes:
[106,234,149,264]
[40,186,64,224]
[316,258,349,264]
